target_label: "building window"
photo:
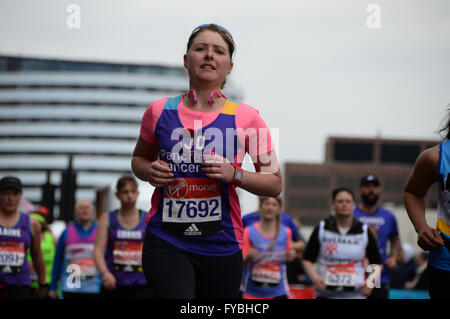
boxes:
[381,144,420,165]
[333,142,373,162]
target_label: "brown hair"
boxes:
[332,187,355,202]
[116,175,138,193]
[186,24,235,89]
[259,197,282,251]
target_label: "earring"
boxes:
[208,91,227,104]
[187,89,198,103]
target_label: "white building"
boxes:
[0,55,242,220]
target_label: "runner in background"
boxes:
[242,209,306,255]
[404,116,450,298]
[302,188,383,299]
[241,201,309,293]
[0,176,47,299]
[27,206,56,297]
[49,200,101,299]
[132,23,282,298]
[94,175,154,299]
[241,197,296,299]
[353,174,402,299]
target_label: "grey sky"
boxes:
[1,0,449,211]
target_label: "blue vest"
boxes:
[243,224,290,297]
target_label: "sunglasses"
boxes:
[191,23,234,44]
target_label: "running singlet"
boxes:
[0,213,32,286]
[242,223,291,298]
[105,210,147,286]
[61,224,101,293]
[431,140,450,271]
[303,217,382,299]
[142,96,273,256]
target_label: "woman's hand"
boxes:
[360,284,373,297]
[48,290,59,299]
[245,248,259,262]
[147,160,174,187]
[201,154,235,183]
[416,226,444,251]
[311,274,326,291]
[102,271,117,290]
[286,248,296,262]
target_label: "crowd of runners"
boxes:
[0,23,448,299]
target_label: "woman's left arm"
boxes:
[202,151,282,197]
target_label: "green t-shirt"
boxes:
[27,231,56,287]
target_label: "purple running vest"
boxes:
[145,95,242,256]
[0,213,32,286]
[106,210,147,286]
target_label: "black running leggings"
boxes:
[142,231,243,299]
[428,265,450,299]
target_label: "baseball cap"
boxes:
[29,206,49,223]
[0,176,23,192]
[360,174,380,187]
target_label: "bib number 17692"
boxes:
[163,198,221,223]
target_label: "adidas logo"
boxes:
[183,223,202,236]
[2,266,12,273]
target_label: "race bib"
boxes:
[71,257,96,280]
[113,241,143,272]
[251,261,282,285]
[162,178,222,236]
[0,241,25,273]
[324,264,356,287]
[66,244,96,280]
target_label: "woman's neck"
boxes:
[259,218,278,236]
[184,87,225,111]
[335,214,353,229]
[79,220,93,230]
[119,206,138,216]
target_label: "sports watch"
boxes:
[231,165,244,186]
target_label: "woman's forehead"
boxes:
[335,191,353,199]
[191,30,229,48]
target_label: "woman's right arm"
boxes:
[131,137,174,187]
[93,213,116,290]
[301,226,326,291]
[404,145,444,250]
